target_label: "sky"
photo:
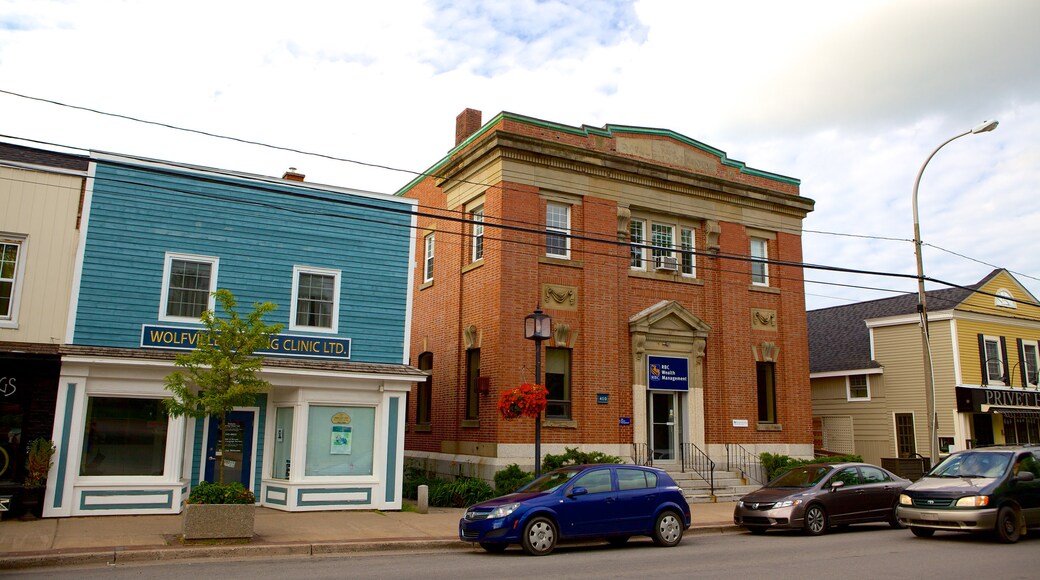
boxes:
[1,0,1038,311]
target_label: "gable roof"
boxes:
[807,279,981,374]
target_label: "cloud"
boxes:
[0,0,1037,309]
[423,0,648,76]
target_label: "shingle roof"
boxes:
[807,280,984,374]
[0,142,89,171]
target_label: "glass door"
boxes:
[650,392,676,460]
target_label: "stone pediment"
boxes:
[629,300,711,337]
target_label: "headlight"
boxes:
[737,500,744,508]
[899,494,912,505]
[489,503,521,518]
[955,496,989,507]
[775,500,801,508]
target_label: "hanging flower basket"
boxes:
[498,383,548,419]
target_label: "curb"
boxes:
[0,526,740,570]
[0,539,470,571]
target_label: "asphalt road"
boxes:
[8,525,1038,579]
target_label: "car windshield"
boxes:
[929,452,1012,478]
[767,465,833,488]
[517,467,584,493]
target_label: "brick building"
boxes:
[398,110,815,482]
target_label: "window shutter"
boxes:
[977,334,987,385]
[1000,336,1010,384]
[1017,338,1026,387]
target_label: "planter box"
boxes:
[182,503,255,540]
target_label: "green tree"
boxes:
[163,289,282,484]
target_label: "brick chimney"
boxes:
[455,108,482,146]
[282,167,305,182]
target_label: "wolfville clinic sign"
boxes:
[141,325,351,361]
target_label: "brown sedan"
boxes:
[733,462,911,535]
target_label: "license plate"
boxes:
[920,512,939,521]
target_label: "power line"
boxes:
[1,96,1036,307]
[0,89,913,245]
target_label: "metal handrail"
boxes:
[726,443,765,485]
[632,443,653,467]
[679,442,714,495]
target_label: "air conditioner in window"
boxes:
[654,255,679,271]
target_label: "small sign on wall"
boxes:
[619,417,631,426]
[732,419,749,428]
[597,393,609,404]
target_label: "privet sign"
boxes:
[141,325,351,361]
[647,355,689,391]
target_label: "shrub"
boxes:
[428,477,495,507]
[402,462,495,507]
[402,462,435,500]
[760,452,865,481]
[187,481,256,504]
[542,447,622,472]
[494,464,534,495]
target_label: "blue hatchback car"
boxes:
[459,464,691,555]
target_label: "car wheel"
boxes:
[995,506,1021,544]
[521,516,557,556]
[480,542,508,553]
[652,511,684,547]
[606,536,630,546]
[888,506,906,529]
[747,527,767,535]
[910,526,935,538]
[803,504,828,536]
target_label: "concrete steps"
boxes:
[660,466,764,504]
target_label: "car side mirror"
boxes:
[1014,472,1034,483]
[569,487,588,497]
[830,480,845,491]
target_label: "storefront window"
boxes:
[81,397,168,476]
[272,407,294,480]
[305,405,374,476]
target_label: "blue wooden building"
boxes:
[45,153,422,517]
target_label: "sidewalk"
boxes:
[0,502,740,570]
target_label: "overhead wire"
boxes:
[1,88,1036,309]
[4,161,1035,318]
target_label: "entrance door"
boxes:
[204,410,256,487]
[649,392,677,460]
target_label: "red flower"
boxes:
[498,383,548,419]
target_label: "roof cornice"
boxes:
[395,111,801,196]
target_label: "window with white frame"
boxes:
[847,375,870,401]
[545,202,570,259]
[471,205,484,262]
[0,235,26,327]
[651,223,674,268]
[680,227,696,277]
[80,396,169,476]
[982,335,1005,385]
[750,237,769,286]
[159,253,218,322]
[423,232,435,283]
[629,219,646,269]
[291,265,340,332]
[1022,340,1039,387]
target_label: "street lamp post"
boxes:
[912,120,998,467]
[524,307,552,477]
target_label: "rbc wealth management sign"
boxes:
[141,325,351,361]
[647,355,689,391]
